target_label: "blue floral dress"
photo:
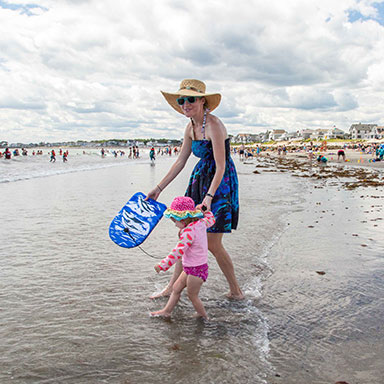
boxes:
[185,138,239,233]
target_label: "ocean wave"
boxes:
[0,149,167,184]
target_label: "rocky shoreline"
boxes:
[250,154,384,190]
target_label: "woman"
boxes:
[147,79,243,299]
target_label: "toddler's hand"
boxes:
[154,265,161,273]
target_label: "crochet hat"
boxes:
[161,79,221,115]
[164,196,204,221]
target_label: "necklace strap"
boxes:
[201,109,207,140]
[191,109,208,140]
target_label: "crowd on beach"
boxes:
[233,141,384,165]
[0,145,180,163]
[0,147,35,159]
[100,146,179,160]
[2,141,384,167]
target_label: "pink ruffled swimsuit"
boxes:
[158,211,215,281]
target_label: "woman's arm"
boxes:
[146,124,193,200]
[199,116,227,210]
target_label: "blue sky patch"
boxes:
[347,2,384,26]
[0,0,47,16]
[373,1,384,24]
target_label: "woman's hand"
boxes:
[196,195,213,212]
[145,186,161,201]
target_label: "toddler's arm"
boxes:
[201,211,216,228]
[155,228,194,272]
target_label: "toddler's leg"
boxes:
[150,260,183,299]
[187,275,208,319]
[151,272,187,317]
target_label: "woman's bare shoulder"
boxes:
[207,114,227,139]
[184,120,194,140]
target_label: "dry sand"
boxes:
[282,149,384,169]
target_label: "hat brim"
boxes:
[161,90,221,115]
[164,208,204,221]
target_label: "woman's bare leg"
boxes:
[150,260,183,299]
[208,233,244,299]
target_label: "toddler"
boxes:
[151,196,215,319]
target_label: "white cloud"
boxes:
[1,0,384,143]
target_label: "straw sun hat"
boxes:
[161,79,221,115]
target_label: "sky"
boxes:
[1,0,384,143]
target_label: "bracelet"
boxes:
[206,193,214,198]
[157,184,163,192]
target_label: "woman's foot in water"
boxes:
[192,312,209,321]
[226,290,245,300]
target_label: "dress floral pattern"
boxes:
[185,138,239,233]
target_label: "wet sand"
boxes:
[244,154,384,384]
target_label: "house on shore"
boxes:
[300,129,314,140]
[377,126,384,138]
[310,129,329,140]
[327,126,350,139]
[232,133,263,143]
[269,129,287,141]
[349,123,379,140]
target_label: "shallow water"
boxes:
[0,153,383,383]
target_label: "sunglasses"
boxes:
[176,96,202,105]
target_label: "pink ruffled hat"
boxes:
[164,196,204,221]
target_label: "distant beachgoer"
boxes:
[376,145,384,161]
[149,147,156,164]
[239,144,245,161]
[317,154,328,164]
[63,152,68,162]
[151,196,215,319]
[4,148,11,159]
[50,150,56,162]
[308,149,314,162]
[101,148,105,158]
[338,149,346,162]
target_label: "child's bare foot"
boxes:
[150,288,172,299]
[150,309,171,318]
